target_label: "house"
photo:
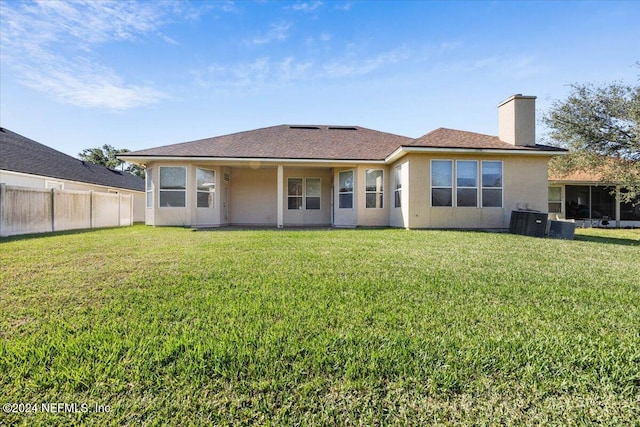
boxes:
[120,94,566,229]
[0,127,145,222]
[548,166,640,228]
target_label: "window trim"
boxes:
[196,168,216,209]
[338,170,354,209]
[430,159,453,208]
[394,165,402,208]
[365,169,384,209]
[455,160,478,208]
[146,168,153,208]
[159,166,187,208]
[548,186,562,214]
[287,177,304,210]
[305,177,321,210]
[481,160,503,208]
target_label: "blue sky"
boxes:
[1,0,639,157]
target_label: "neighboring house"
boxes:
[120,94,566,229]
[548,168,640,228]
[0,128,145,222]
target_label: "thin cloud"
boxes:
[16,58,167,110]
[248,22,292,45]
[0,0,180,110]
[289,2,324,13]
[334,2,353,11]
[322,47,412,78]
[194,46,412,89]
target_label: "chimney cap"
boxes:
[498,94,536,108]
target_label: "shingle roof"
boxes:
[123,125,564,163]
[0,128,144,192]
[124,125,413,161]
[409,128,566,152]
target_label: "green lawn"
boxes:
[1,226,639,426]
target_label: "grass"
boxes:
[1,226,639,426]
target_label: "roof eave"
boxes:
[117,155,387,166]
[385,146,567,163]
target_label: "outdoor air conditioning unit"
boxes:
[509,210,548,238]
[548,220,576,240]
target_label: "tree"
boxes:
[78,145,145,178]
[544,78,640,202]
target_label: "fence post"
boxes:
[89,191,93,229]
[51,188,55,232]
[0,183,5,237]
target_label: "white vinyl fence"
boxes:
[0,184,133,237]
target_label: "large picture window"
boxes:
[456,160,478,207]
[481,161,503,207]
[146,168,153,208]
[431,160,503,208]
[338,171,353,209]
[394,166,402,208]
[431,160,453,207]
[196,168,215,208]
[159,166,186,207]
[365,169,383,209]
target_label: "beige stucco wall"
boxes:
[140,154,550,230]
[406,153,550,229]
[231,167,278,226]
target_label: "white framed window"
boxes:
[481,161,503,208]
[338,171,353,209]
[159,166,186,208]
[288,177,321,210]
[288,178,303,209]
[548,186,562,213]
[305,178,321,210]
[394,166,402,208]
[365,169,383,209]
[146,168,153,208]
[456,160,478,207]
[431,160,453,207]
[196,168,215,208]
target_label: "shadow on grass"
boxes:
[0,226,128,243]
[574,234,640,247]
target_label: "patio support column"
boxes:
[615,185,621,228]
[277,165,284,228]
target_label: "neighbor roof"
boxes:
[0,128,144,192]
[123,125,413,161]
[122,124,565,164]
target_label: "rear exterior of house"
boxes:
[121,95,565,229]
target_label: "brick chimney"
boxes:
[498,94,536,146]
